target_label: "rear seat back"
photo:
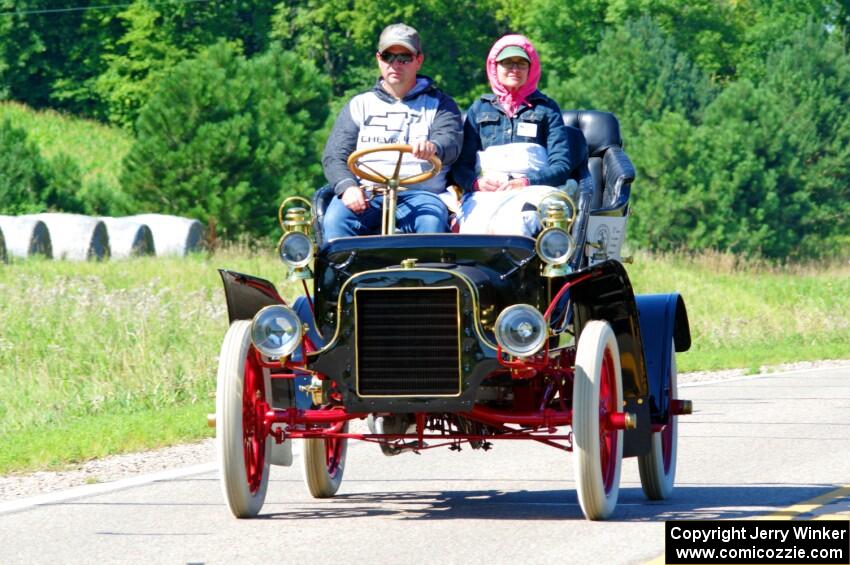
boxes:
[562,110,634,215]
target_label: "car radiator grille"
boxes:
[356,288,461,396]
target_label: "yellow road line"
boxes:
[763,485,850,520]
[646,484,850,564]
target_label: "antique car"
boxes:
[213,110,693,521]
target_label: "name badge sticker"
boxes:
[517,122,538,138]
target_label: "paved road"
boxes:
[2,366,849,565]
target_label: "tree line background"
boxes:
[1,0,848,259]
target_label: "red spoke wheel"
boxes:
[638,339,679,499]
[216,320,271,518]
[303,423,348,498]
[572,320,623,520]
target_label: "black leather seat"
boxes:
[562,110,634,215]
[311,184,335,247]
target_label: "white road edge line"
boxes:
[3,364,846,515]
[0,462,216,516]
[1,442,311,516]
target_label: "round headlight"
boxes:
[279,232,313,268]
[251,305,302,359]
[536,227,576,265]
[494,305,548,358]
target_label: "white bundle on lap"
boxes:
[476,142,547,181]
[458,143,557,236]
[458,185,557,236]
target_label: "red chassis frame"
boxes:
[247,271,661,455]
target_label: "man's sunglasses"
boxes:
[379,51,415,64]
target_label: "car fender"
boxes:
[634,293,690,423]
[219,269,285,324]
[219,270,315,412]
[570,261,649,400]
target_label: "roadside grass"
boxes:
[0,101,131,199]
[0,245,292,474]
[0,403,210,475]
[627,250,850,372]
[0,248,847,474]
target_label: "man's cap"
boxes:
[496,45,530,62]
[378,23,421,54]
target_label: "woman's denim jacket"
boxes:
[452,90,573,193]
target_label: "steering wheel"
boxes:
[346,143,441,190]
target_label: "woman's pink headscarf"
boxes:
[487,34,541,118]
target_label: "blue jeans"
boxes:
[322,190,448,240]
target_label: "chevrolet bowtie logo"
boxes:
[364,112,422,132]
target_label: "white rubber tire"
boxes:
[302,423,348,498]
[216,320,272,518]
[638,341,679,500]
[573,320,624,521]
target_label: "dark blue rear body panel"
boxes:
[635,293,690,423]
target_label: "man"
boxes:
[321,23,463,239]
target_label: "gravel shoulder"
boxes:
[2,359,848,503]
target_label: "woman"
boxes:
[453,35,576,235]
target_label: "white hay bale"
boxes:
[28,213,110,261]
[99,217,155,259]
[124,214,203,257]
[0,224,6,263]
[0,215,53,259]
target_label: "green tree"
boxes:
[738,21,850,258]
[122,42,331,238]
[0,0,115,117]
[618,0,850,83]
[0,119,46,214]
[626,112,707,251]
[629,22,850,259]
[43,153,86,214]
[96,0,278,128]
[629,102,786,256]
[729,0,848,80]
[271,0,506,108]
[0,119,84,214]
[551,17,715,138]
[508,0,746,81]
[604,0,739,79]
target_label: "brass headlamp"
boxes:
[538,192,576,231]
[277,196,315,281]
[278,196,313,235]
[536,192,577,278]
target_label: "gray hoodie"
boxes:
[322,76,463,195]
